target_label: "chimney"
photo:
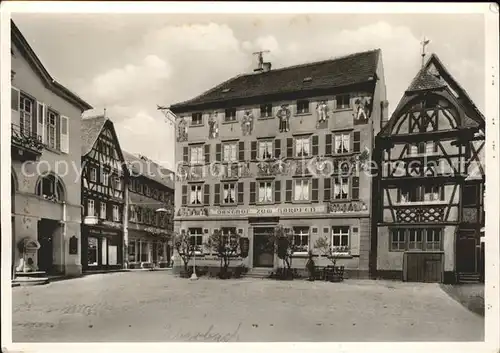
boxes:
[263,62,272,72]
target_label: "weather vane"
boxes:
[420,36,430,68]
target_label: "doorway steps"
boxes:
[457,272,481,284]
[244,267,273,279]
[12,271,49,286]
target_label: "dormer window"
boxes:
[303,77,312,82]
[222,88,231,93]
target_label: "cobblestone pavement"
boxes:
[12,272,484,342]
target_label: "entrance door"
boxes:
[38,219,56,273]
[253,228,274,267]
[456,232,477,273]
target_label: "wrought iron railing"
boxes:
[11,123,44,152]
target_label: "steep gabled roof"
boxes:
[81,115,107,156]
[380,53,485,137]
[170,49,381,113]
[11,20,93,111]
[80,116,128,176]
[123,151,174,190]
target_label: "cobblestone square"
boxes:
[12,272,483,342]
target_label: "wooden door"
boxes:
[253,228,274,268]
[405,252,443,282]
[37,220,54,273]
[456,235,476,273]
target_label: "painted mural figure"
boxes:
[177,117,188,142]
[353,97,371,122]
[208,112,219,139]
[277,104,291,132]
[316,101,329,123]
[241,110,254,136]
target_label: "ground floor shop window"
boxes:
[88,237,98,266]
[140,242,149,262]
[331,226,349,252]
[128,240,136,262]
[189,228,203,253]
[389,228,443,252]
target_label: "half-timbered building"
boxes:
[10,20,93,279]
[169,49,389,278]
[123,152,175,269]
[80,116,128,271]
[372,53,485,283]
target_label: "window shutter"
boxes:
[203,184,210,205]
[350,226,360,256]
[274,180,281,203]
[11,87,20,111]
[214,183,221,205]
[56,114,61,150]
[325,134,332,155]
[353,131,361,152]
[274,139,281,159]
[181,185,188,206]
[238,182,244,204]
[249,182,256,204]
[251,141,257,160]
[60,116,69,153]
[183,147,189,162]
[324,178,331,201]
[312,135,319,156]
[312,178,319,202]
[204,144,210,164]
[32,102,38,136]
[216,143,222,161]
[352,176,360,200]
[37,102,45,143]
[286,138,293,158]
[239,141,245,161]
[285,180,292,202]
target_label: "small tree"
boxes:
[270,225,295,275]
[173,231,194,275]
[206,229,241,278]
[314,235,343,267]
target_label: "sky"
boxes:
[11,12,485,169]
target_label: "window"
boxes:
[408,229,423,250]
[223,143,237,162]
[102,171,109,186]
[258,181,273,203]
[334,133,350,154]
[258,140,273,160]
[333,177,349,200]
[295,136,311,157]
[113,205,120,222]
[426,229,442,250]
[128,240,136,262]
[137,207,142,223]
[113,176,122,191]
[36,174,64,201]
[223,183,237,204]
[191,112,203,125]
[190,145,204,164]
[189,228,203,253]
[331,227,349,251]
[293,227,309,253]
[390,229,406,251]
[100,202,107,219]
[87,199,95,217]
[19,94,33,136]
[336,94,350,109]
[408,141,437,155]
[225,108,237,122]
[390,228,442,251]
[296,100,310,114]
[190,184,203,205]
[46,110,58,149]
[294,179,310,201]
[399,185,419,203]
[260,104,273,118]
[221,227,238,248]
[129,205,137,222]
[424,185,443,201]
[90,168,97,182]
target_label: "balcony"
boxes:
[394,204,446,223]
[11,123,44,161]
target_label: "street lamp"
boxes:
[187,230,198,281]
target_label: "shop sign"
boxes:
[144,226,169,236]
[100,220,122,229]
[89,228,120,236]
[209,205,327,217]
[327,201,368,213]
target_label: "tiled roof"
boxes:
[80,115,107,156]
[406,68,447,92]
[170,49,380,112]
[123,151,175,190]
